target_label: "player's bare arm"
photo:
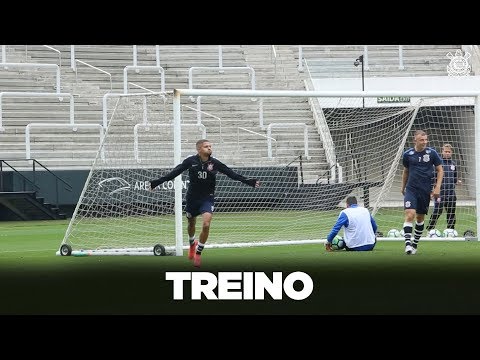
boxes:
[432,164,444,199]
[401,168,409,195]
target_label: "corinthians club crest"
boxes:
[446,49,471,76]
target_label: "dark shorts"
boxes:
[404,188,431,215]
[346,243,376,251]
[185,195,214,218]
[346,238,376,251]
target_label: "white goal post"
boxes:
[58,89,480,256]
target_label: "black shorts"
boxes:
[404,188,431,215]
[185,195,214,218]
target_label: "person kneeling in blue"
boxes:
[325,196,377,252]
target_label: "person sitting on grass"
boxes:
[325,196,377,252]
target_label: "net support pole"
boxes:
[173,91,184,256]
[476,96,480,240]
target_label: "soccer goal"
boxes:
[58,89,480,256]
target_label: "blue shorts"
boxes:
[185,195,214,218]
[346,243,376,251]
[404,188,431,215]
[346,238,376,251]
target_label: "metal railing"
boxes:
[298,45,408,72]
[123,65,165,94]
[25,123,105,161]
[22,45,62,69]
[182,102,222,139]
[188,66,256,102]
[271,45,277,76]
[75,59,112,91]
[237,126,276,155]
[285,155,305,185]
[0,62,61,93]
[128,82,155,93]
[0,159,40,192]
[132,45,161,67]
[0,91,74,131]
[132,45,224,68]
[128,83,168,123]
[182,104,221,138]
[0,158,72,207]
[102,92,166,129]
[218,45,223,69]
[266,123,309,159]
[195,95,264,132]
[25,45,62,69]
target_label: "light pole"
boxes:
[354,55,365,108]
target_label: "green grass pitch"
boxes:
[1,218,480,315]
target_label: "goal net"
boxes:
[59,90,478,256]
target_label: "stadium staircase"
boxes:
[0,191,66,220]
[0,158,70,220]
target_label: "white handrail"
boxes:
[299,45,410,73]
[182,104,222,138]
[75,59,112,91]
[188,66,256,102]
[128,83,158,124]
[237,126,277,155]
[42,45,62,69]
[133,123,206,163]
[363,46,369,71]
[0,91,74,131]
[25,123,104,160]
[258,98,264,129]
[131,45,161,67]
[267,123,309,159]
[196,95,263,129]
[22,45,61,69]
[123,65,165,94]
[102,92,166,129]
[133,45,137,67]
[238,126,276,141]
[218,45,223,69]
[70,45,75,71]
[129,82,155,93]
[156,45,160,67]
[398,45,405,70]
[0,62,61,93]
[271,45,277,76]
[298,46,304,72]
[131,83,168,123]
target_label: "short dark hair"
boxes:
[413,130,427,138]
[196,139,210,149]
[346,196,357,205]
